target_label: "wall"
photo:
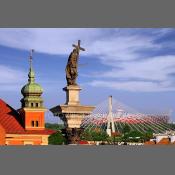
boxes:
[0,124,5,145]
[5,134,49,145]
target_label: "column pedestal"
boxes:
[50,85,95,144]
[63,85,81,106]
[62,128,84,144]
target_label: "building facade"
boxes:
[0,52,55,145]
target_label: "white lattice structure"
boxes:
[81,96,172,134]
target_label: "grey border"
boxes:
[0,0,174,27]
[0,0,175,175]
[0,146,175,174]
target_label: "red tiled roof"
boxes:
[24,129,56,135]
[144,141,156,145]
[0,99,25,134]
[0,99,55,135]
[157,138,170,145]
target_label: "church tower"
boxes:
[20,50,46,130]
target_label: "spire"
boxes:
[21,49,44,108]
[28,49,35,83]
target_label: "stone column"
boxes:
[63,85,82,106]
[50,85,95,144]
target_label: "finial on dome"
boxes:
[29,49,34,69]
[28,49,35,83]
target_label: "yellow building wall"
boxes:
[5,134,49,145]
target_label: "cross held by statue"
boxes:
[72,40,85,54]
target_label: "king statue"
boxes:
[65,40,85,86]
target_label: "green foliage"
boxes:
[45,123,64,131]
[168,123,175,130]
[143,131,153,142]
[46,123,66,145]
[81,126,154,144]
[81,129,109,142]
[48,131,66,145]
[121,130,153,143]
[81,130,93,141]
[122,124,131,134]
[125,130,143,138]
[107,136,123,144]
[92,131,109,141]
[113,136,123,142]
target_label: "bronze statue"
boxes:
[66,40,85,86]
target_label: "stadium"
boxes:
[81,96,172,135]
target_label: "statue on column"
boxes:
[65,40,85,86]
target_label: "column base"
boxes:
[62,128,84,144]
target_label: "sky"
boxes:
[0,28,175,122]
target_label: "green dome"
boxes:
[21,51,45,109]
[21,64,43,95]
[21,82,43,95]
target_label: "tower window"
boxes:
[36,103,39,107]
[31,121,35,127]
[31,103,34,107]
[36,121,39,127]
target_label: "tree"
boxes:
[80,130,93,141]
[81,129,109,142]
[48,131,66,145]
[92,130,109,142]
[127,130,143,138]
[45,123,64,131]
[143,131,153,142]
[122,124,131,134]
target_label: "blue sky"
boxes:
[0,28,175,122]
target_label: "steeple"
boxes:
[28,49,35,84]
[21,50,44,108]
[19,50,47,131]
